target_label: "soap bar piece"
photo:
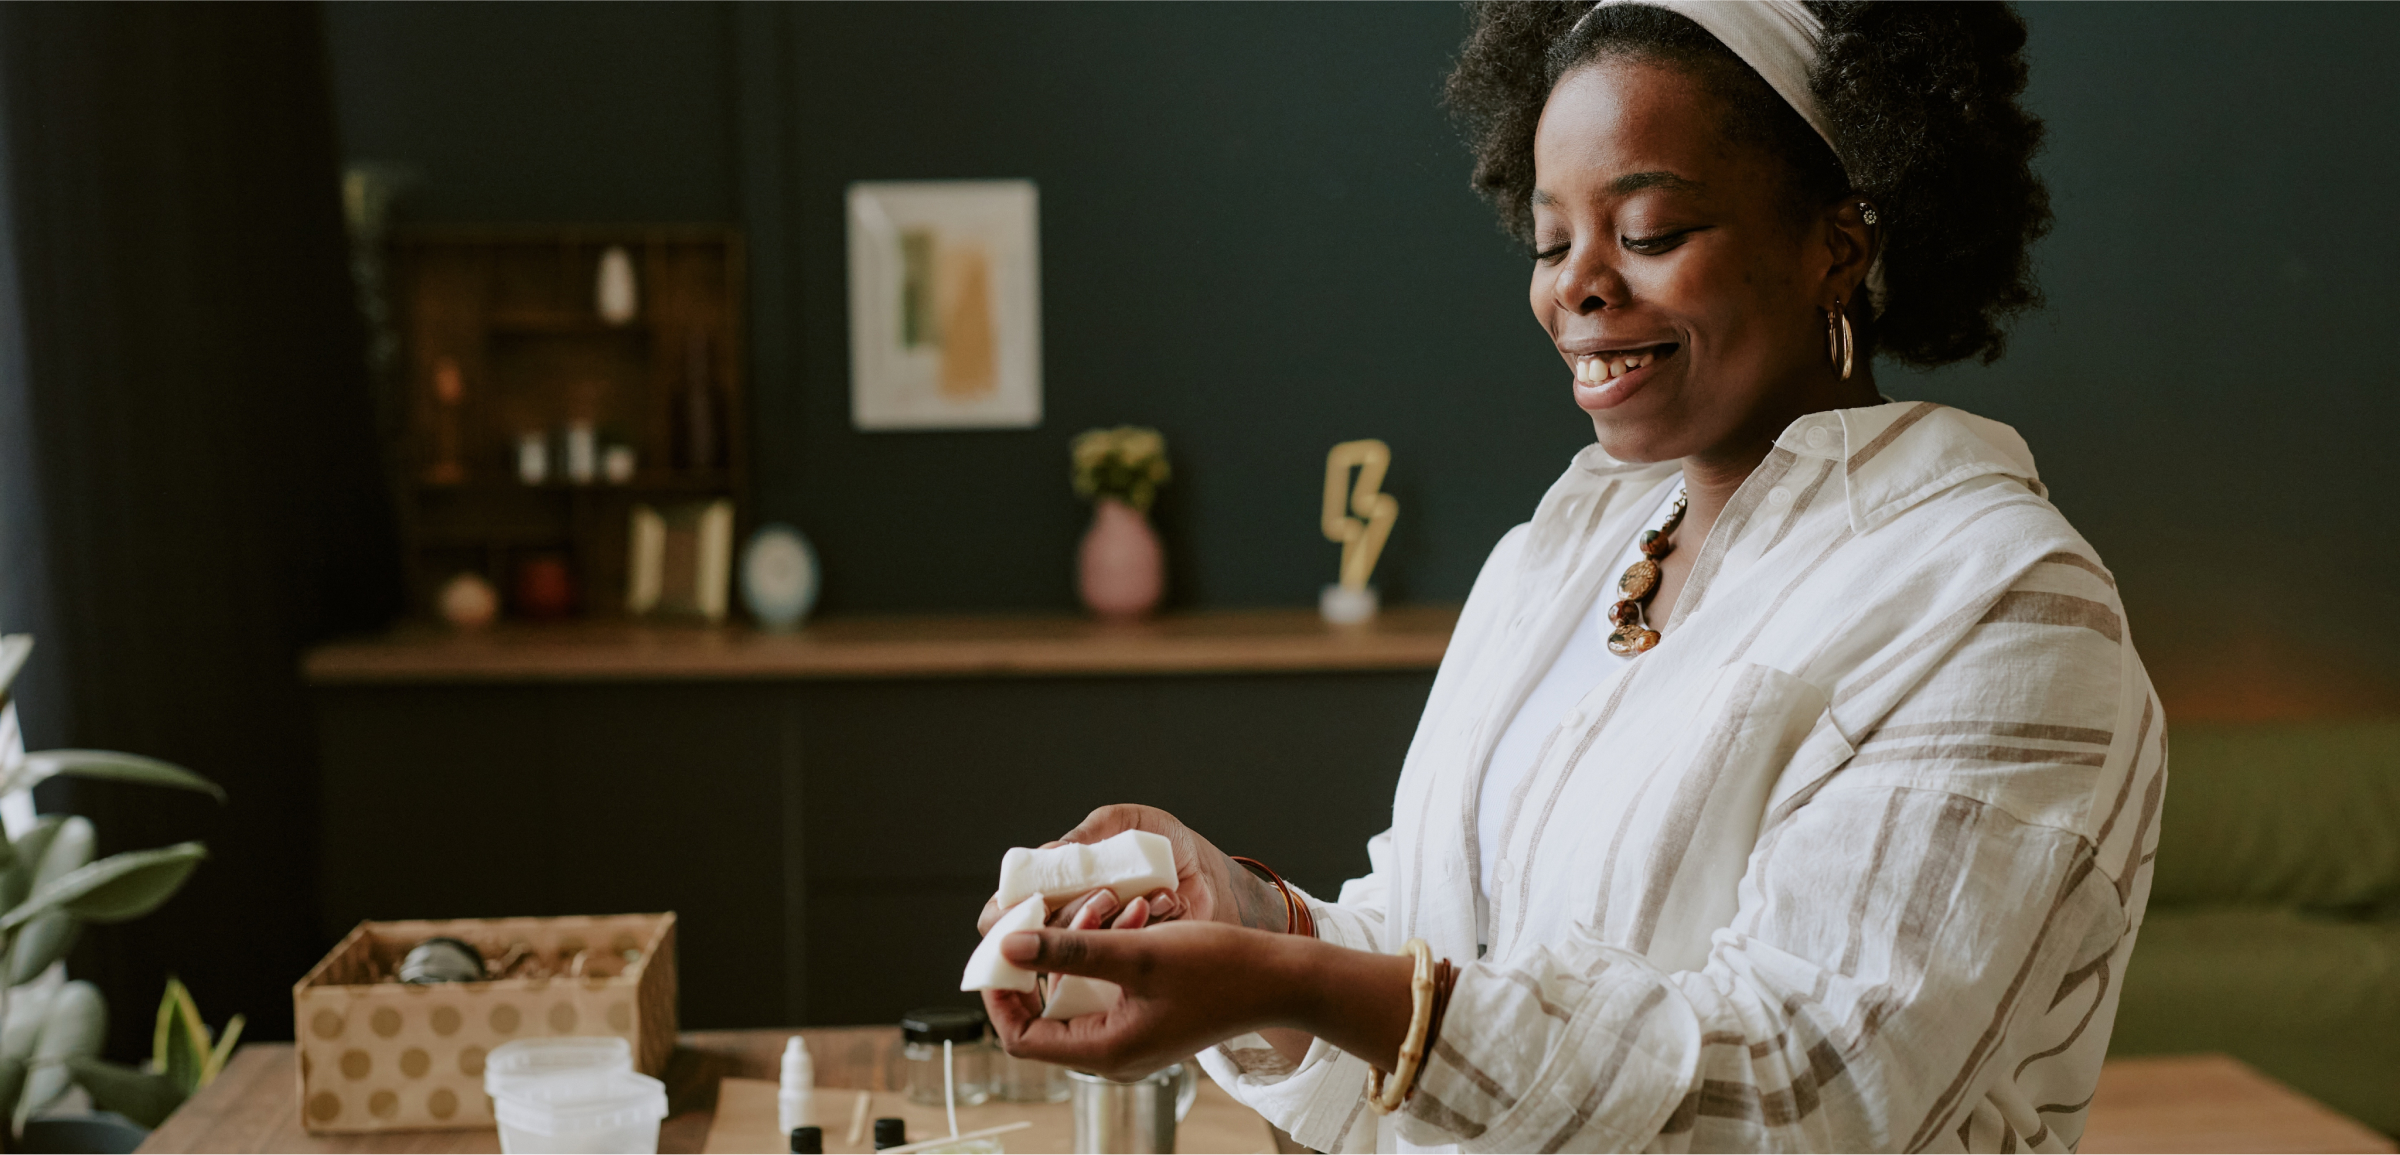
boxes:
[995,830,1176,909]
[959,895,1047,993]
[1041,974,1122,1021]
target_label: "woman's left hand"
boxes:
[982,919,1302,1082]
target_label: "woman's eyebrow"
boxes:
[1609,170,1704,195]
[1530,171,1704,208]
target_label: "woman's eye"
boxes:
[1621,229,1693,255]
[1531,240,1572,265]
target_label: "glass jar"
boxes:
[992,1050,1071,1103]
[900,1006,995,1107]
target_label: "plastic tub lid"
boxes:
[491,1069,667,1137]
[485,1036,633,1097]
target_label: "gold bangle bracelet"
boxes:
[1365,938,1438,1114]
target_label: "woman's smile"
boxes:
[1567,341,1681,410]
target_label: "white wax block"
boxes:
[959,895,1047,993]
[1041,974,1122,1021]
[994,830,1176,909]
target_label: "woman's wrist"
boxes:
[1222,852,1296,932]
[1255,932,1416,1072]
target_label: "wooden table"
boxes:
[139,1028,1291,1154]
[142,1038,2387,1154]
[2078,1054,2393,1154]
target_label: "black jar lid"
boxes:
[899,1005,988,1045]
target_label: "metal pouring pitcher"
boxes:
[1067,1063,1198,1154]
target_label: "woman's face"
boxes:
[1529,58,1855,465]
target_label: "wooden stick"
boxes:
[845,1088,872,1146]
[875,1120,1035,1154]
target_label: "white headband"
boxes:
[1576,0,1887,311]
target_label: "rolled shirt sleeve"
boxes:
[1396,784,2126,1152]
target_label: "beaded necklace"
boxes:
[1605,488,1688,656]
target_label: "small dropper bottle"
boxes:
[777,1035,815,1135]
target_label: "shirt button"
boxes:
[1562,707,1586,729]
[1494,859,1514,885]
[1804,426,1832,450]
[1768,486,1793,506]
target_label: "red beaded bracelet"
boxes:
[1229,855,1317,938]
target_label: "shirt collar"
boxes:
[1571,400,2045,534]
[1776,401,2046,532]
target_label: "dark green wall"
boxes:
[1878,4,2400,719]
[325,1,1592,616]
[324,1,2400,717]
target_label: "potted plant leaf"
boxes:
[0,636,222,1151]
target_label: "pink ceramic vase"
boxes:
[1077,497,1164,620]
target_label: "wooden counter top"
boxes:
[302,605,1460,685]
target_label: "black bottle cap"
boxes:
[899,1005,989,1046]
[789,1125,823,1154]
[873,1117,907,1149]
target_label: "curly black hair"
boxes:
[1444,1,2051,367]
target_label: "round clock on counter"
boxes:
[740,524,820,632]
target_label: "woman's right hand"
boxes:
[975,803,1289,935]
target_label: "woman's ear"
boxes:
[1819,198,1878,305]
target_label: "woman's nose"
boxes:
[1551,243,1626,315]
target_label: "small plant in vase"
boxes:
[1069,426,1171,620]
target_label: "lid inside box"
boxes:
[302,913,672,989]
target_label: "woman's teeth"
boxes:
[1573,350,1654,385]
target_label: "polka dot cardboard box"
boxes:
[292,912,676,1134]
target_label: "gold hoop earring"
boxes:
[1826,298,1855,380]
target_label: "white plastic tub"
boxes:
[484,1035,635,1100]
[492,1068,667,1155]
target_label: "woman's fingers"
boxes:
[980,986,1045,1039]
[1059,803,1166,847]
[1109,895,1151,930]
[975,894,1005,936]
[1063,890,1121,930]
[1000,926,1140,982]
[990,997,1117,1065]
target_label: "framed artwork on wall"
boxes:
[846,180,1043,430]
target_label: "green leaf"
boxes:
[0,635,33,709]
[204,1012,243,1086]
[6,916,78,988]
[20,980,103,1126]
[7,817,93,984]
[0,817,66,914]
[0,1056,22,1134]
[157,977,204,1095]
[4,749,224,803]
[153,974,186,1085]
[150,978,182,1083]
[0,980,58,1065]
[0,843,206,932]
[63,1057,185,1130]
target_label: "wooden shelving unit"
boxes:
[388,225,746,620]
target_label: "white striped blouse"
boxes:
[1200,401,2166,1154]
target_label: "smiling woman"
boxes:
[975,4,2161,1153]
